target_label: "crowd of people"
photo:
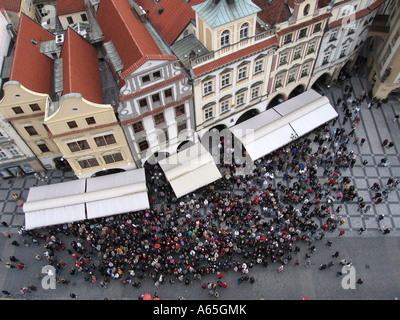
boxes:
[1,72,398,299]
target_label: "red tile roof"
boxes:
[134,0,205,45]
[253,0,295,26]
[57,0,86,16]
[9,14,54,95]
[96,0,176,80]
[192,36,278,76]
[61,28,103,104]
[253,0,330,26]
[0,0,21,12]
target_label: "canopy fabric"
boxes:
[85,169,149,219]
[231,89,338,161]
[23,179,87,230]
[23,169,150,230]
[159,142,222,198]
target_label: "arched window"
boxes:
[220,30,230,47]
[240,22,249,40]
[303,4,310,16]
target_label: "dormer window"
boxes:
[220,30,230,47]
[240,23,249,41]
[303,4,310,16]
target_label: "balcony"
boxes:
[190,28,276,68]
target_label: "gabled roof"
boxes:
[57,0,86,16]
[134,0,205,45]
[192,0,262,28]
[96,0,176,80]
[61,28,103,104]
[0,0,21,12]
[9,14,54,95]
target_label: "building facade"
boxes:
[187,0,278,137]
[0,14,62,170]
[311,0,387,88]
[96,0,196,168]
[44,28,135,179]
[0,101,44,179]
[367,0,400,99]
[254,0,331,108]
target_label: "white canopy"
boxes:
[23,179,87,230]
[23,168,150,230]
[159,142,222,198]
[85,169,149,220]
[231,89,338,161]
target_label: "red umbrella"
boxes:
[142,293,151,300]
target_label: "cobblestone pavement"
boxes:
[0,72,400,300]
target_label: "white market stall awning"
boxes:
[23,168,150,230]
[85,169,149,220]
[159,142,222,198]
[23,179,87,230]
[231,89,338,161]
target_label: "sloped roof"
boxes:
[61,28,103,104]
[134,0,205,45]
[0,0,21,12]
[57,0,86,16]
[253,0,331,26]
[192,0,261,28]
[96,0,176,80]
[9,14,54,95]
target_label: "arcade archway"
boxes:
[235,108,260,125]
[266,94,285,110]
[288,85,305,99]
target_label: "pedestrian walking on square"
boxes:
[2,290,11,296]
[382,139,388,147]
[363,205,371,213]
[393,114,399,122]
[358,227,366,234]
[387,142,394,149]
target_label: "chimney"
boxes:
[158,7,164,15]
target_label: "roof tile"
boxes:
[96,0,175,80]
[57,0,86,16]
[61,28,103,104]
[9,14,54,95]
[0,0,21,12]
[134,0,205,45]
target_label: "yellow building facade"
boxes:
[44,94,135,179]
[0,81,62,170]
